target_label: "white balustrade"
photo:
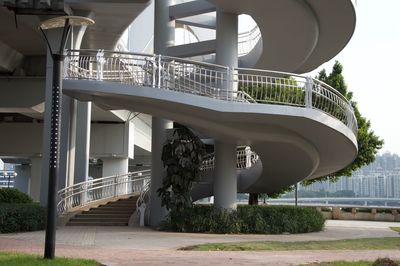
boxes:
[64,49,357,135]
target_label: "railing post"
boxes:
[80,183,87,206]
[96,49,105,81]
[114,175,118,197]
[151,56,156,88]
[157,55,162,88]
[346,103,354,129]
[245,146,252,168]
[305,77,313,108]
[63,53,70,78]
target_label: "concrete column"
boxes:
[73,101,91,184]
[213,141,237,209]
[31,157,43,202]
[149,118,173,226]
[213,10,238,210]
[102,158,129,177]
[14,164,30,194]
[149,0,175,226]
[216,10,238,69]
[154,0,175,54]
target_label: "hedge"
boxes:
[0,188,33,204]
[161,205,325,234]
[0,203,46,233]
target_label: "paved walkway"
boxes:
[0,220,399,265]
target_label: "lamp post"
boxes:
[39,16,94,259]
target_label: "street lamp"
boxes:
[39,15,94,260]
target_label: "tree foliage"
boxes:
[304,61,384,185]
[158,126,206,213]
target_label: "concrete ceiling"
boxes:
[0,0,151,74]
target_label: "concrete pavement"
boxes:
[0,220,399,265]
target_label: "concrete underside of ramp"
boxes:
[208,0,356,73]
[64,79,357,195]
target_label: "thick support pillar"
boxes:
[213,10,238,210]
[73,101,91,184]
[102,158,129,198]
[216,10,238,69]
[213,141,237,209]
[30,157,42,202]
[102,158,129,177]
[14,164,30,194]
[149,0,175,226]
[154,0,175,54]
[149,118,173,226]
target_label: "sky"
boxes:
[308,0,400,155]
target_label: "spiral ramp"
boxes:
[63,53,357,198]
[62,0,357,200]
[171,0,356,73]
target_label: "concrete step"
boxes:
[75,213,131,219]
[70,217,128,222]
[67,221,128,226]
[82,209,135,215]
[66,196,139,226]
[95,205,135,210]
[106,202,136,206]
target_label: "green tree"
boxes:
[158,126,206,213]
[304,61,383,185]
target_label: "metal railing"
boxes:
[236,68,358,133]
[57,146,259,215]
[201,146,259,171]
[238,25,262,56]
[57,170,150,214]
[64,49,357,135]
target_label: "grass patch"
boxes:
[303,261,374,266]
[182,237,400,251]
[390,227,400,233]
[0,252,100,266]
[303,258,400,266]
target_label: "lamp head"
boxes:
[39,16,95,56]
[39,16,94,30]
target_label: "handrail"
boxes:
[64,49,357,135]
[238,25,262,56]
[57,147,259,215]
[57,170,151,214]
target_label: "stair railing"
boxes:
[57,170,151,215]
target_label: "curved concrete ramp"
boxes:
[208,0,356,73]
[63,79,357,195]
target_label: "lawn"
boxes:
[302,259,399,266]
[0,252,100,266]
[181,237,400,251]
[391,227,400,233]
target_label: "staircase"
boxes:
[67,196,138,226]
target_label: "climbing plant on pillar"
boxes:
[158,126,206,217]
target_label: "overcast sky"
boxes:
[307,0,400,155]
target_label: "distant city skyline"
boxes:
[298,152,400,199]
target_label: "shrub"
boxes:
[373,258,398,266]
[161,205,325,234]
[0,203,46,233]
[0,188,33,203]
